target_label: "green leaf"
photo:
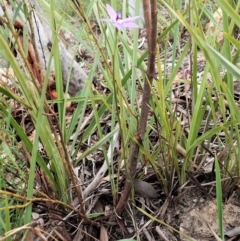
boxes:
[215,0,240,29]
[215,157,225,240]
[0,86,32,109]
[76,127,119,165]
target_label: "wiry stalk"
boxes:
[115,0,158,215]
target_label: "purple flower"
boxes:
[100,4,141,30]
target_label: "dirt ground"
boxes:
[100,185,240,241]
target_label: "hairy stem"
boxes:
[115,0,157,215]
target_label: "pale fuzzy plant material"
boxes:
[100,4,141,30]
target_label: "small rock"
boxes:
[133,179,158,199]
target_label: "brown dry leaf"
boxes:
[99,225,108,241]
[25,229,34,241]
[33,227,47,241]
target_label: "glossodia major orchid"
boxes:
[100,4,141,31]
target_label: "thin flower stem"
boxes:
[115,0,158,216]
[111,29,120,204]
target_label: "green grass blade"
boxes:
[215,157,224,240]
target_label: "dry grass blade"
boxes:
[100,225,108,241]
[155,226,169,241]
[202,216,223,241]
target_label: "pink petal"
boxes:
[120,22,140,29]
[113,22,123,31]
[106,4,117,21]
[120,16,141,23]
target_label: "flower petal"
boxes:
[113,22,123,31]
[106,4,117,21]
[120,22,140,29]
[120,16,141,23]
